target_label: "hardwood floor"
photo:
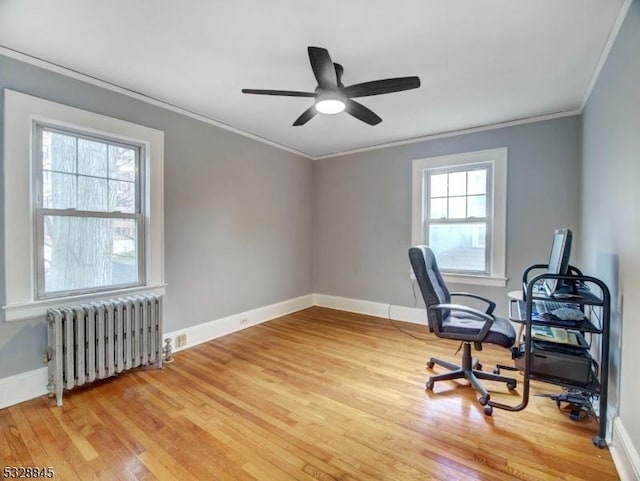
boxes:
[1,307,619,480]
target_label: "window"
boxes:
[412,148,507,287]
[34,125,144,298]
[3,89,165,321]
[425,165,491,274]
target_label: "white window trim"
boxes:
[2,89,165,321]
[411,147,508,287]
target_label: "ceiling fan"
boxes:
[242,46,421,126]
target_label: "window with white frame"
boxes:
[3,89,165,321]
[412,148,507,287]
[425,164,492,274]
[34,125,144,298]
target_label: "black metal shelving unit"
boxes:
[491,264,611,449]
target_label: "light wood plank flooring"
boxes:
[0,307,619,480]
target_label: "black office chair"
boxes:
[408,246,517,415]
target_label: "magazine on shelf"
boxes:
[530,325,587,347]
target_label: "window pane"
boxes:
[448,171,466,196]
[468,169,486,195]
[44,215,138,293]
[78,138,108,177]
[429,198,447,219]
[109,180,135,213]
[467,195,486,218]
[78,176,108,211]
[449,196,466,218]
[43,130,76,173]
[428,223,487,272]
[430,173,448,198]
[43,172,76,209]
[109,145,136,181]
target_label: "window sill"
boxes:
[442,274,507,288]
[2,284,167,322]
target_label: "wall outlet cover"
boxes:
[176,334,187,348]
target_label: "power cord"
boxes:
[583,305,603,350]
[387,280,431,341]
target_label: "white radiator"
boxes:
[46,294,163,406]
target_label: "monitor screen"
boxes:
[544,228,573,295]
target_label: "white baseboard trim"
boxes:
[313,293,426,325]
[165,294,315,352]
[0,367,49,410]
[610,417,640,481]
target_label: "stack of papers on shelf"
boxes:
[531,326,585,347]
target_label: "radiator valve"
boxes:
[163,338,174,364]
[42,348,52,364]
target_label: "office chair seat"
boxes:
[409,246,517,415]
[442,314,515,348]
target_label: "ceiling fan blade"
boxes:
[345,99,382,125]
[292,105,318,126]
[242,89,316,97]
[343,76,421,98]
[308,46,337,90]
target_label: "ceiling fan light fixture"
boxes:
[315,92,346,114]
[242,46,420,126]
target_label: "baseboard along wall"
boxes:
[610,417,640,481]
[0,367,49,410]
[164,294,315,352]
[312,293,426,325]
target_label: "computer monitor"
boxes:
[543,228,573,295]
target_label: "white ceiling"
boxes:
[0,0,627,158]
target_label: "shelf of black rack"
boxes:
[529,316,601,334]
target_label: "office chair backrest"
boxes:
[408,246,451,330]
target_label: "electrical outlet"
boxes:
[175,334,187,348]
[240,318,249,325]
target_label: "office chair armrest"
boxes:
[449,292,496,315]
[429,303,495,341]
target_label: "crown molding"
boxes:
[0,45,312,159]
[313,109,581,160]
[0,44,590,161]
[580,0,633,111]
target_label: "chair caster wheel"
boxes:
[478,395,489,406]
[476,363,483,371]
[493,368,501,374]
[507,380,517,390]
[425,379,434,390]
[426,361,434,369]
[483,405,493,416]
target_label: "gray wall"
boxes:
[313,116,581,315]
[0,55,314,378]
[581,0,640,455]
